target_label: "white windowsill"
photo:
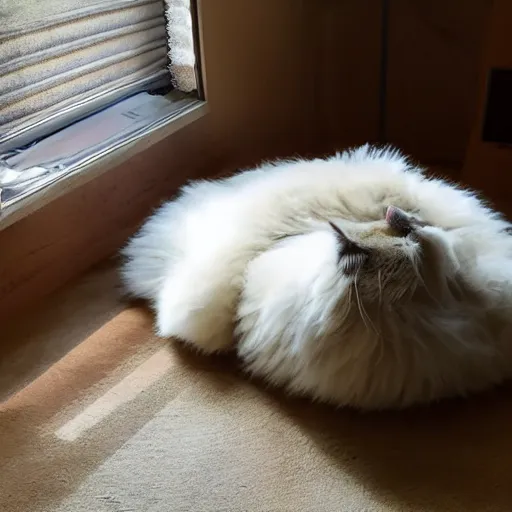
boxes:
[0,94,208,232]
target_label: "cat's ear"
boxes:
[328,221,351,245]
[328,222,369,273]
[328,221,369,255]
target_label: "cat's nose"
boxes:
[386,206,412,236]
[385,205,407,223]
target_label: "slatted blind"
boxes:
[0,0,174,153]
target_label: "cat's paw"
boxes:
[156,305,234,353]
[155,271,237,353]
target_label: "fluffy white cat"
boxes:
[122,145,512,410]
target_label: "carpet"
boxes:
[1,263,512,511]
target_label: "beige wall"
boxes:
[304,0,383,155]
[304,0,491,167]
[386,0,492,167]
[462,0,512,214]
[200,0,311,163]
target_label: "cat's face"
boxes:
[330,206,458,306]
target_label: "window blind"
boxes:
[0,0,174,153]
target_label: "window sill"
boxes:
[0,93,208,232]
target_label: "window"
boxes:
[0,0,203,210]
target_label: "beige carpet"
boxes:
[1,262,512,511]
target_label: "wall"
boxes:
[303,0,383,155]
[386,0,492,167]
[305,0,491,169]
[462,0,512,215]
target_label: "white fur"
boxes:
[122,145,512,409]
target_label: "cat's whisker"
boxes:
[352,283,368,331]
[377,269,383,308]
[374,268,385,358]
[412,264,444,307]
[353,273,379,336]
[337,283,353,328]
